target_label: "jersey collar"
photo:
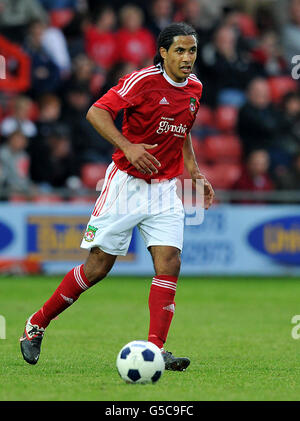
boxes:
[162,70,188,87]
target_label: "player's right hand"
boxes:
[123,143,161,175]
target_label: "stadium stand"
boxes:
[0,0,299,203]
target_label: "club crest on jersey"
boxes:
[84,225,98,242]
[189,97,196,114]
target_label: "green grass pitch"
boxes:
[1,275,300,401]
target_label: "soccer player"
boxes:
[20,22,214,371]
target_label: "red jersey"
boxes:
[85,26,118,70]
[93,65,203,181]
[115,28,156,67]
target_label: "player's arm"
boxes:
[86,106,161,175]
[183,133,214,209]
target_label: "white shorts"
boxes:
[80,161,184,256]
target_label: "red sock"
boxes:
[31,264,92,329]
[148,275,177,349]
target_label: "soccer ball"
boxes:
[116,340,165,384]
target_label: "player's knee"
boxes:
[157,253,181,277]
[84,264,110,284]
[83,248,116,284]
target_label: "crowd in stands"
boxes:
[0,0,300,203]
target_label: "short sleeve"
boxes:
[93,67,160,119]
[93,72,142,120]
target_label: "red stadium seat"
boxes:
[215,105,238,132]
[191,135,205,164]
[81,163,108,189]
[194,105,214,127]
[28,100,39,121]
[50,9,75,28]
[33,194,63,203]
[235,13,258,38]
[197,163,242,190]
[9,194,28,202]
[202,135,242,164]
[211,163,242,190]
[69,196,97,204]
[268,76,298,103]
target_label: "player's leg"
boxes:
[30,247,116,328]
[148,245,180,348]
[20,163,137,364]
[147,245,190,371]
[20,248,116,365]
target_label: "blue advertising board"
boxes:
[0,203,299,275]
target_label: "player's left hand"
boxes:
[190,172,215,210]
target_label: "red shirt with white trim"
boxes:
[85,26,118,70]
[93,65,203,181]
[115,28,156,67]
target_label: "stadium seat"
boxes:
[195,163,242,190]
[215,105,238,133]
[202,135,242,164]
[191,135,205,163]
[81,163,108,189]
[268,76,298,104]
[33,194,63,203]
[9,194,28,202]
[28,100,39,121]
[50,9,75,28]
[194,105,214,128]
[235,13,258,38]
[211,163,242,190]
[69,196,97,204]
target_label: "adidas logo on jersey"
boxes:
[159,97,169,105]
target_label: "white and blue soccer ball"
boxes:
[116,340,165,384]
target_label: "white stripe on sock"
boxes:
[152,281,177,292]
[74,265,88,290]
[153,277,177,288]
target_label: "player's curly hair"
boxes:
[153,22,198,67]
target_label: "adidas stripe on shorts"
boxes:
[80,161,185,256]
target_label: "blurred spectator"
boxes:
[233,149,274,202]
[84,6,118,71]
[64,53,103,99]
[254,4,278,34]
[198,25,258,107]
[281,0,300,66]
[23,20,61,96]
[269,91,300,174]
[116,4,156,68]
[0,130,33,193]
[147,0,174,38]
[0,96,37,139]
[34,93,63,139]
[175,0,218,49]
[38,0,78,11]
[0,0,48,43]
[99,61,136,96]
[29,125,79,188]
[237,77,280,157]
[175,0,224,32]
[62,85,113,164]
[223,8,259,40]
[40,22,72,76]
[251,31,289,77]
[275,151,300,190]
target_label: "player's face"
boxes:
[160,35,197,83]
